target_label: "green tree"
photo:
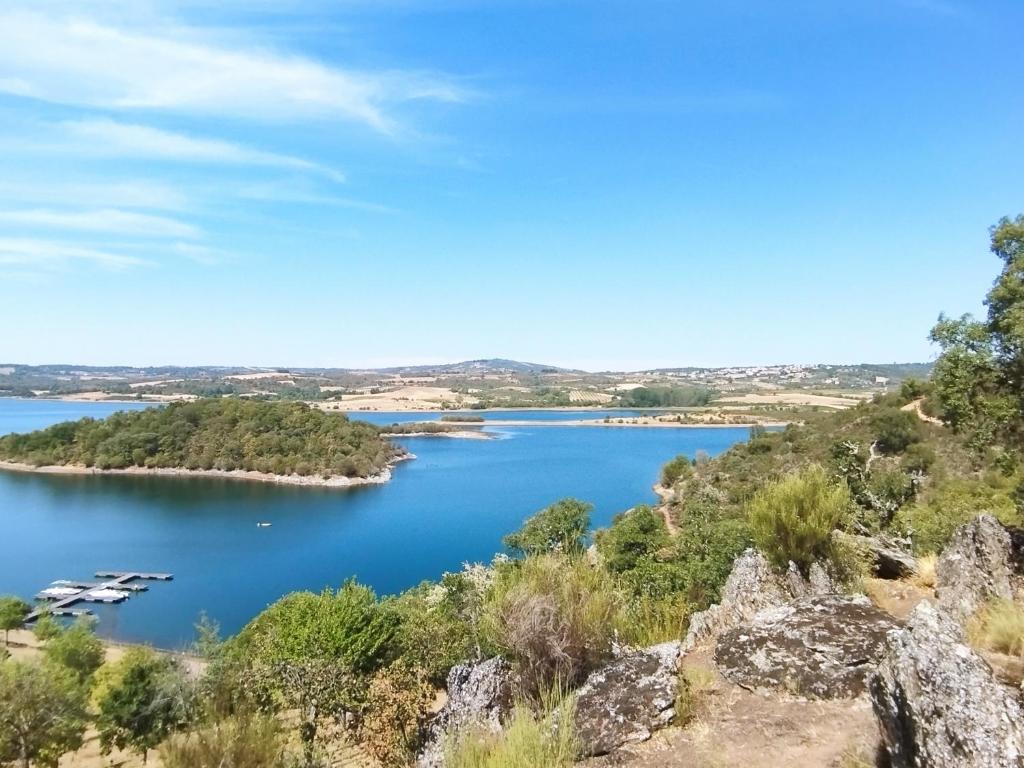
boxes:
[232,581,398,764]
[748,465,851,573]
[42,618,104,685]
[0,596,30,647]
[503,498,592,557]
[31,613,62,643]
[931,215,1024,455]
[0,661,88,768]
[597,506,668,574]
[660,455,693,487]
[95,648,190,764]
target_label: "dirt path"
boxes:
[901,398,944,426]
[652,485,680,536]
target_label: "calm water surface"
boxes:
[0,399,751,647]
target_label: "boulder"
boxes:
[833,530,918,579]
[936,515,1014,624]
[417,656,518,768]
[683,549,838,651]
[714,595,900,699]
[572,641,680,757]
[870,601,1024,767]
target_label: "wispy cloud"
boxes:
[0,238,147,271]
[61,119,345,182]
[0,208,200,238]
[0,10,466,134]
[0,180,189,212]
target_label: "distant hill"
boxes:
[372,359,579,375]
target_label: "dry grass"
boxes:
[910,554,937,589]
[968,599,1024,657]
[444,698,578,768]
[675,665,717,727]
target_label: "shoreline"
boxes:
[436,419,788,429]
[381,429,493,440]
[0,453,414,488]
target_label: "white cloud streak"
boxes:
[0,238,146,271]
[0,208,200,238]
[61,119,345,182]
[0,10,465,133]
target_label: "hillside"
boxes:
[0,398,401,480]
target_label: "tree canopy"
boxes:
[503,498,592,557]
[0,398,400,479]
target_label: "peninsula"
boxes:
[0,398,406,486]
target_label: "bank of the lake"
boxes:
[0,399,760,649]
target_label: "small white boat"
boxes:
[256,522,272,528]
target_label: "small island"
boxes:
[0,398,407,487]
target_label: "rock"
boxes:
[572,641,680,757]
[417,656,518,768]
[870,601,1024,767]
[936,515,1014,624]
[833,530,918,579]
[683,549,838,651]
[714,595,900,699]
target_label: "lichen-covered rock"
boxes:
[714,595,899,699]
[417,656,518,768]
[870,601,1024,768]
[682,549,837,651]
[572,641,680,757]
[936,515,1014,624]
[833,530,918,579]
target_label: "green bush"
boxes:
[747,465,851,573]
[871,407,924,454]
[503,499,592,557]
[660,455,693,487]
[896,478,1021,554]
[596,506,668,574]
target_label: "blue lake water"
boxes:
[0,399,752,648]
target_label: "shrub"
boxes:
[445,699,577,768]
[482,555,621,693]
[360,662,435,767]
[43,617,105,685]
[660,455,693,487]
[871,408,923,454]
[503,499,592,557]
[596,506,668,574]
[967,599,1024,657]
[159,714,286,768]
[901,443,937,474]
[895,478,1021,554]
[747,465,851,573]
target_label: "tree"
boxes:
[42,618,104,685]
[503,498,592,557]
[32,613,62,643]
[931,214,1024,455]
[0,661,88,768]
[95,648,190,763]
[232,581,398,764]
[0,596,30,647]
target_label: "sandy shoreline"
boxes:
[380,429,492,439]
[0,454,414,488]
[438,419,788,429]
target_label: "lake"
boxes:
[0,399,754,648]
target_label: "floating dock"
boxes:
[26,572,173,622]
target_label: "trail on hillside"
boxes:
[653,484,680,536]
[901,398,944,426]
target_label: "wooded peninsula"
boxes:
[0,398,403,481]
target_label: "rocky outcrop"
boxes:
[417,656,519,768]
[870,601,1024,768]
[833,530,918,579]
[936,515,1014,624]
[714,595,899,699]
[683,549,838,651]
[572,641,680,757]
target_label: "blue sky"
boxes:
[0,0,1021,370]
